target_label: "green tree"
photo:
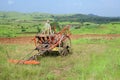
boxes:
[50,22,61,32]
[37,26,41,33]
[21,26,26,32]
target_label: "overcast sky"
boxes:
[0,0,120,17]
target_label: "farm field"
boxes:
[1,21,120,37]
[0,12,120,80]
[1,0,120,79]
[0,34,120,80]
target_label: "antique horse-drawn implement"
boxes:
[9,25,72,65]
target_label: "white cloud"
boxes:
[8,0,14,5]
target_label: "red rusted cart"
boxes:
[9,25,72,65]
[29,25,72,59]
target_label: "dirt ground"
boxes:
[0,34,120,44]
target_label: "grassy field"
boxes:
[0,16,120,80]
[0,37,120,80]
[71,23,120,34]
[0,21,42,37]
[0,21,120,37]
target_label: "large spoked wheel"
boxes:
[59,35,72,56]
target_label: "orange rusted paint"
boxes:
[9,59,40,65]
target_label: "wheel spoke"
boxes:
[59,36,72,56]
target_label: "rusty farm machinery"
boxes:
[9,25,72,65]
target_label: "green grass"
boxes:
[0,37,120,80]
[1,21,120,37]
[71,23,120,34]
[0,22,43,37]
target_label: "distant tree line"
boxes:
[54,14,120,24]
[0,12,120,24]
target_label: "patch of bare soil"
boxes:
[71,34,120,39]
[0,34,120,44]
[0,36,34,44]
